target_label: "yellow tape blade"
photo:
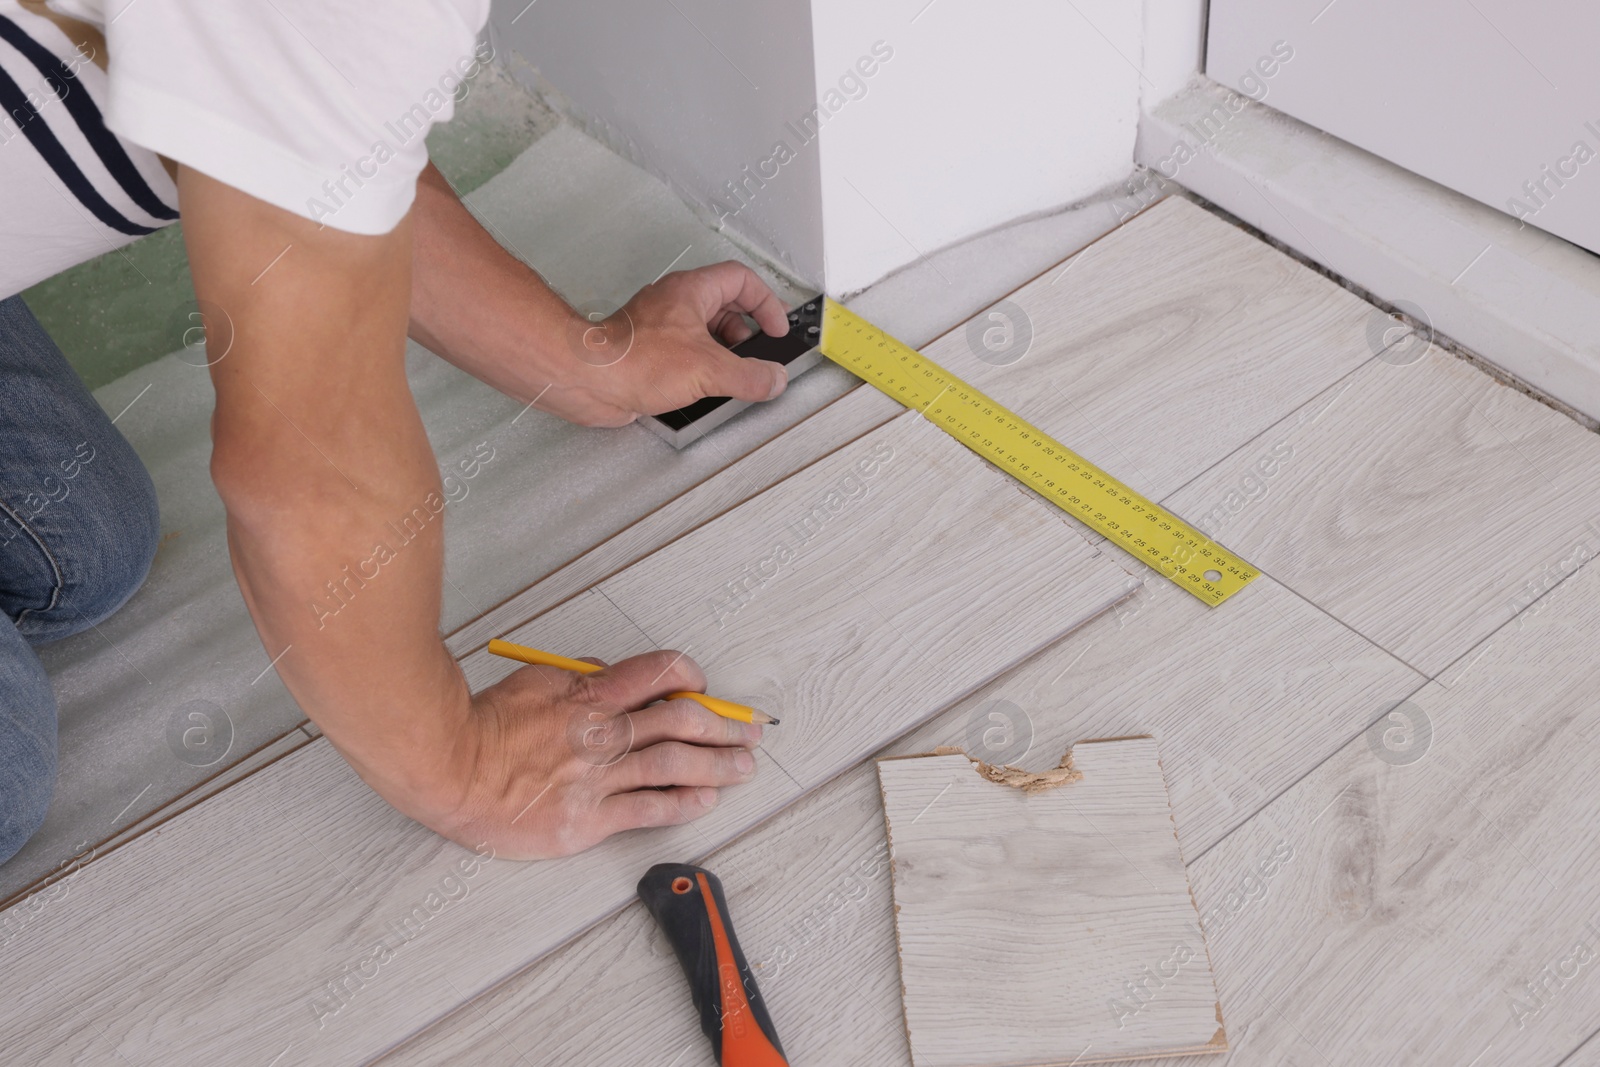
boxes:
[819,299,1258,606]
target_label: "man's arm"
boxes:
[179,167,760,859]
[407,163,791,426]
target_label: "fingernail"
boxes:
[735,750,756,774]
[697,786,718,807]
[743,723,764,745]
[765,364,788,400]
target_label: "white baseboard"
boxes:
[1136,78,1600,425]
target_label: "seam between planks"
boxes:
[448,396,909,661]
[438,200,1172,660]
[374,582,1142,1065]
[1554,1027,1600,1067]
[0,726,316,912]
[1184,550,1600,870]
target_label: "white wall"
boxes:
[489,0,1143,295]
[1208,0,1600,256]
[489,0,825,285]
[808,0,1143,294]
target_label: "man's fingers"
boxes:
[628,697,762,750]
[606,740,756,793]
[712,310,758,346]
[583,648,708,710]
[599,786,719,834]
[682,261,790,338]
[699,342,787,403]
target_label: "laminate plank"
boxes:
[880,740,1225,1067]
[1163,344,1600,676]
[391,754,904,1067]
[445,383,901,664]
[1563,1031,1600,1067]
[383,574,1420,1066]
[447,196,1386,672]
[1177,557,1600,1066]
[0,728,313,914]
[0,410,1130,1065]
[914,199,1382,506]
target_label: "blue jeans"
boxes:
[0,295,159,866]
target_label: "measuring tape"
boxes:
[819,299,1258,606]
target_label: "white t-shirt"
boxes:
[0,0,489,299]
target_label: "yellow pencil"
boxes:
[486,639,779,725]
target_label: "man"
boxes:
[0,0,784,866]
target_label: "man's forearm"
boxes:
[403,163,791,428]
[408,163,579,399]
[180,167,474,822]
[179,165,772,859]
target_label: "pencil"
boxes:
[486,639,779,725]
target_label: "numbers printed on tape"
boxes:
[819,299,1259,606]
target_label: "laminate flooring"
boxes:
[380,201,1600,1066]
[9,190,1600,1066]
[0,408,1132,1065]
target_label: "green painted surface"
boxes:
[23,64,558,390]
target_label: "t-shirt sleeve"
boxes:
[77,0,490,234]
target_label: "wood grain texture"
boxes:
[0,727,313,912]
[1164,343,1600,676]
[914,196,1383,504]
[0,410,1130,1066]
[383,572,1419,1066]
[2,194,1434,1064]
[445,384,901,660]
[376,191,1443,1064]
[1563,1031,1600,1067]
[446,195,1386,673]
[880,742,1224,1067]
[1180,557,1600,1067]
[390,751,906,1067]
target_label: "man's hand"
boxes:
[178,166,763,860]
[408,164,791,427]
[435,650,761,860]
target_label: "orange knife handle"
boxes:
[638,863,790,1067]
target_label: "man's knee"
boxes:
[63,433,160,627]
[0,641,58,866]
[0,296,160,639]
[6,424,160,638]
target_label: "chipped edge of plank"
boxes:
[928,745,1082,794]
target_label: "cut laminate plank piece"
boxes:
[0,411,1131,1066]
[1183,557,1600,1066]
[449,194,1387,668]
[1164,343,1600,676]
[880,741,1224,1067]
[384,573,1419,1066]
